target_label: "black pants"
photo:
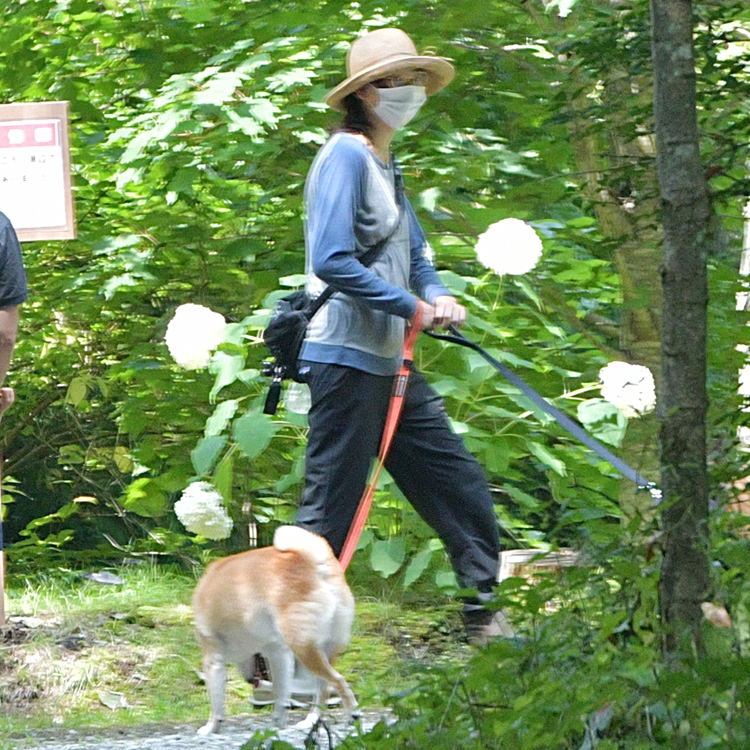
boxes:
[295,362,500,591]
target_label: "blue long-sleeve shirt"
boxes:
[300,133,449,375]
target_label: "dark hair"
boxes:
[334,92,375,138]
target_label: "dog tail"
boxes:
[273,525,333,566]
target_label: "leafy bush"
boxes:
[332,511,750,750]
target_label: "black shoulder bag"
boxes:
[262,161,405,415]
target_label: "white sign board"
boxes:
[0,102,76,241]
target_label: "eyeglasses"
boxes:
[371,70,429,88]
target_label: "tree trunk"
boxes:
[650,0,712,651]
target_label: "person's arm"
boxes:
[0,305,19,416]
[308,138,419,320]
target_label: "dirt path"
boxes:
[10,711,389,749]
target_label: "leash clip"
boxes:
[641,482,662,506]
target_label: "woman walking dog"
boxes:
[295,28,509,644]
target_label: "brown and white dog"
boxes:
[192,525,358,733]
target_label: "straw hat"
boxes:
[325,28,455,111]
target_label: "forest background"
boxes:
[2,0,750,747]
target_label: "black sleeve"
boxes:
[0,213,28,309]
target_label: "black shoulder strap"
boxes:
[305,159,405,320]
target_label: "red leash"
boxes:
[338,305,423,570]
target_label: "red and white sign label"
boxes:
[0,121,60,149]
[0,119,66,229]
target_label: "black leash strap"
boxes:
[427,325,661,503]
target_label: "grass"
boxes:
[0,561,469,748]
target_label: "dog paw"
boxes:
[294,715,318,731]
[197,721,219,735]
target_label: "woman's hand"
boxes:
[412,297,466,331]
[432,296,466,329]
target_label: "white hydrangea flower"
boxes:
[474,218,543,276]
[165,304,226,370]
[599,361,656,419]
[174,481,233,540]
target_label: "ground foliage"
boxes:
[0,564,467,745]
[336,519,749,750]
[1,0,750,746]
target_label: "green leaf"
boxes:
[209,352,245,403]
[244,98,278,126]
[578,399,627,447]
[226,111,264,138]
[577,398,620,425]
[526,441,567,476]
[205,399,239,437]
[437,269,468,294]
[235,53,272,75]
[237,369,261,386]
[565,215,596,228]
[280,274,308,287]
[59,445,85,465]
[120,110,184,163]
[233,411,281,459]
[274,453,306,494]
[100,274,141,299]
[435,570,458,590]
[370,538,406,578]
[467,349,535,371]
[591,422,627,448]
[112,446,133,473]
[182,0,218,23]
[431,376,471,400]
[193,71,244,106]
[512,278,543,310]
[153,468,191,493]
[208,38,255,66]
[266,67,315,92]
[222,322,251,346]
[191,435,228,477]
[484,441,511,473]
[294,129,327,145]
[448,419,470,434]
[356,528,374,552]
[121,478,167,518]
[66,376,90,407]
[214,455,234,504]
[506,485,542,511]
[403,548,433,589]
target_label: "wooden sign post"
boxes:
[0,101,76,241]
[0,101,76,625]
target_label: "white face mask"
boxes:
[373,85,427,129]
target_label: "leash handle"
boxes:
[339,305,423,570]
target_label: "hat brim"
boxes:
[325,55,455,111]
